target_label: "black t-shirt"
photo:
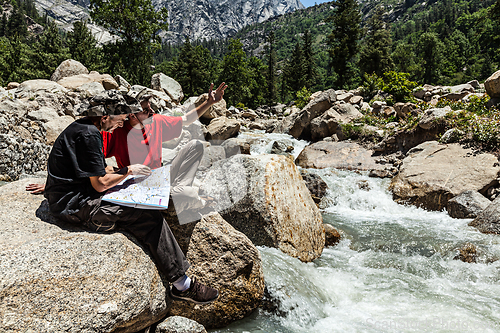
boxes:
[44,118,107,220]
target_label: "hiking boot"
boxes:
[170,278,219,305]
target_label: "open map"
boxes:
[102,165,170,210]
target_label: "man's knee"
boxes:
[188,139,204,158]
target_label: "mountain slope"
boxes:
[32,0,304,44]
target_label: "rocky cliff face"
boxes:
[154,0,304,43]
[33,0,304,44]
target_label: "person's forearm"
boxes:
[182,100,214,126]
[90,170,130,193]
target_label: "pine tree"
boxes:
[33,22,70,79]
[302,29,317,89]
[218,39,251,107]
[326,0,362,89]
[265,31,277,105]
[6,8,28,38]
[67,20,103,71]
[89,0,168,85]
[358,6,393,76]
[171,37,216,98]
[416,32,444,84]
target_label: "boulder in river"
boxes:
[447,190,491,219]
[390,141,500,211]
[469,196,500,234]
[155,316,207,333]
[295,141,393,175]
[200,154,325,262]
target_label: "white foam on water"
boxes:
[237,131,309,159]
[212,168,500,333]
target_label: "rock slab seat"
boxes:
[0,179,169,333]
[390,141,500,211]
[167,213,264,329]
[200,154,324,262]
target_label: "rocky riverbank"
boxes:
[2,59,500,331]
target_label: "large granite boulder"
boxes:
[221,138,251,157]
[15,79,68,99]
[44,115,75,145]
[50,59,89,82]
[206,117,240,143]
[200,154,324,262]
[295,141,392,174]
[0,179,170,332]
[310,103,362,141]
[274,89,337,139]
[390,141,500,211]
[57,73,118,92]
[447,190,491,219]
[151,73,184,103]
[469,196,500,234]
[485,70,500,98]
[194,93,228,120]
[168,213,265,329]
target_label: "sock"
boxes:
[172,275,192,292]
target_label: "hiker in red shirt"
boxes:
[28,82,227,218]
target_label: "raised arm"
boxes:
[182,82,228,126]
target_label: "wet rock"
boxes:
[206,117,240,143]
[270,140,294,156]
[324,223,341,247]
[454,243,477,263]
[469,196,500,234]
[155,316,207,333]
[390,141,500,211]
[485,70,500,98]
[50,59,89,82]
[200,154,324,262]
[167,213,264,329]
[447,190,491,219]
[300,170,328,204]
[0,179,169,333]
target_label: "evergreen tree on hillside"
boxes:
[286,41,306,93]
[171,37,217,98]
[326,0,362,89]
[302,29,317,89]
[265,31,277,105]
[89,0,168,85]
[6,8,28,37]
[416,32,444,84]
[358,6,393,76]
[67,20,103,71]
[33,22,70,78]
[219,39,251,107]
[248,55,267,108]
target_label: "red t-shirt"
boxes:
[102,114,183,169]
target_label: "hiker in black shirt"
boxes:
[44,91,218,305]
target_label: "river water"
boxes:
[212,132,500,333]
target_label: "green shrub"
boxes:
[380,71,418,103]
[295,87,311,109]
